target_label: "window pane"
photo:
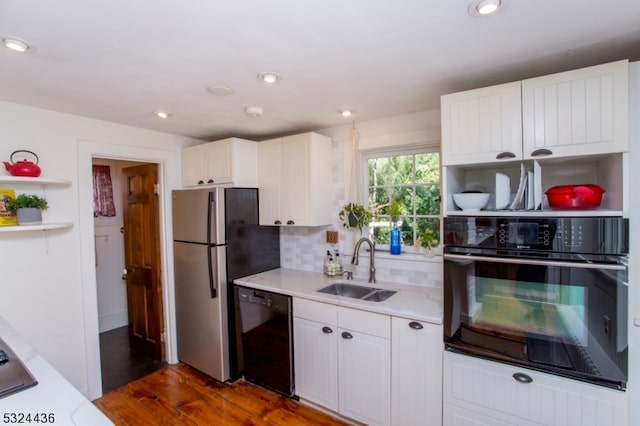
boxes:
[389,155,414,185]
[415,153,440,184]
[416,185,441,215]
[369,157,390,186]
[369,187,390,211]
[390,187,414,216]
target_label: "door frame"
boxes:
[78,140,180,400]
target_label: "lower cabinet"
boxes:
[293,298,391,425]
[391,317,443,426]
[293,298,443,426]
[443,351,629,426]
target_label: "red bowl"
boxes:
[545,184,605,209]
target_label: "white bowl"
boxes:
[452,193,490,211]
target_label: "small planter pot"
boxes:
[16,208,42,225]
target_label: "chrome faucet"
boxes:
[351,237,376,283]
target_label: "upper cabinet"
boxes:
[441,81,523,166]
[258,132,332,226]
[522,60,629,159]
[441,60,629,167]
[441,60,630,216]
[181,137,257,187]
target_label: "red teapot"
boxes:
[3,150,42,177]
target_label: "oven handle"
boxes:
[444,253,626,271]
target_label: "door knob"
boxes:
[122,268,128,280]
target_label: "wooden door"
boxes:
[122,163,164,360]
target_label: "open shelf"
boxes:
[0,223,73,233]
[0,176,71,186]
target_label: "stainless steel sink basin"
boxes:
[316,282,397,302]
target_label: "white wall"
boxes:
[0,100,199,399]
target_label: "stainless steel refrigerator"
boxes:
[172,187,280,381]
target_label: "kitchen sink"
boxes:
[316,282,397,302]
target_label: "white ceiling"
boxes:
[1,0,640,142]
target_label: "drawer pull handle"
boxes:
[341,331,353,340]
[286,220,295,225]
[409,321,423,330]
[322,326,333,334]
[530,148,552,157]
[274,220,282,225]
[512,372,533,384]
[495,151,516,160]
[197,180,204,185]
[207,179,214,184]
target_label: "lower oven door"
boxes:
[443,251,628,390]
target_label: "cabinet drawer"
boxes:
[293,298,337,325]
[338,306,390,338]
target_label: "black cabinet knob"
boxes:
[341,331,353,339]
[322,326,333,334]
[409,321,423,330]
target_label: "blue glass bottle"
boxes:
[390,226,401,255]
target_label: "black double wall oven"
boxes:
[443,216,629,390]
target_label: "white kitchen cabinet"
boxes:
[441,81,523,166]
[338,306,391,426]
[391,317,443,426]
[181,137,257,187]
[443,351,629,426]
[441,60,629,168]
[441,60,629,217]
[293,299,339,411]
[293,298,391,425]
[522,60,629,160]
[258,132,332,226]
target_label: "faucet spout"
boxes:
[351,237,376,283]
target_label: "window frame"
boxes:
[360,145,442,255]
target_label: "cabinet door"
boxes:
[182,140,233,186]
[441,81,523,166]
[293,317,339,411]
[443,351,628,426]
[522,60,629,159]
[281,134,310,225]
[391,318,443,426]
[339,328,391,426]
[182,144,208,186]
[257,138,283,225]
[204,138,233,184]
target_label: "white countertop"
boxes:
[0,317,113,425]
[234,268,443,325]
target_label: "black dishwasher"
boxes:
[233,285,294,397]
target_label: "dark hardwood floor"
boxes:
[94,363,349,425]
[99,326,166,393]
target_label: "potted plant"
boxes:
[6,193,49,225]
[338,202,372,234]
[417,228,440,256]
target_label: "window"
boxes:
[364,148,440,252]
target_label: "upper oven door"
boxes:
[443,251,628,388]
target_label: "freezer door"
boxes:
[174,241,229,380]
[172,188,224,244]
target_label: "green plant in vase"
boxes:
[6,193,48,226]
[338,202,372,234]
[418,228,439,256]
[384,199,404,254]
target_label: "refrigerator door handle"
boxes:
[207,245,217,298]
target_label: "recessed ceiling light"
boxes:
[2,37,30,53]
[155,111,171,119]
[245,106,264,117]
[257,72,281,84]
[469,0,502,16]
[206,85,233,96]
[338,110,353,117]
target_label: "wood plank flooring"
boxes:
[94,363,349,426]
